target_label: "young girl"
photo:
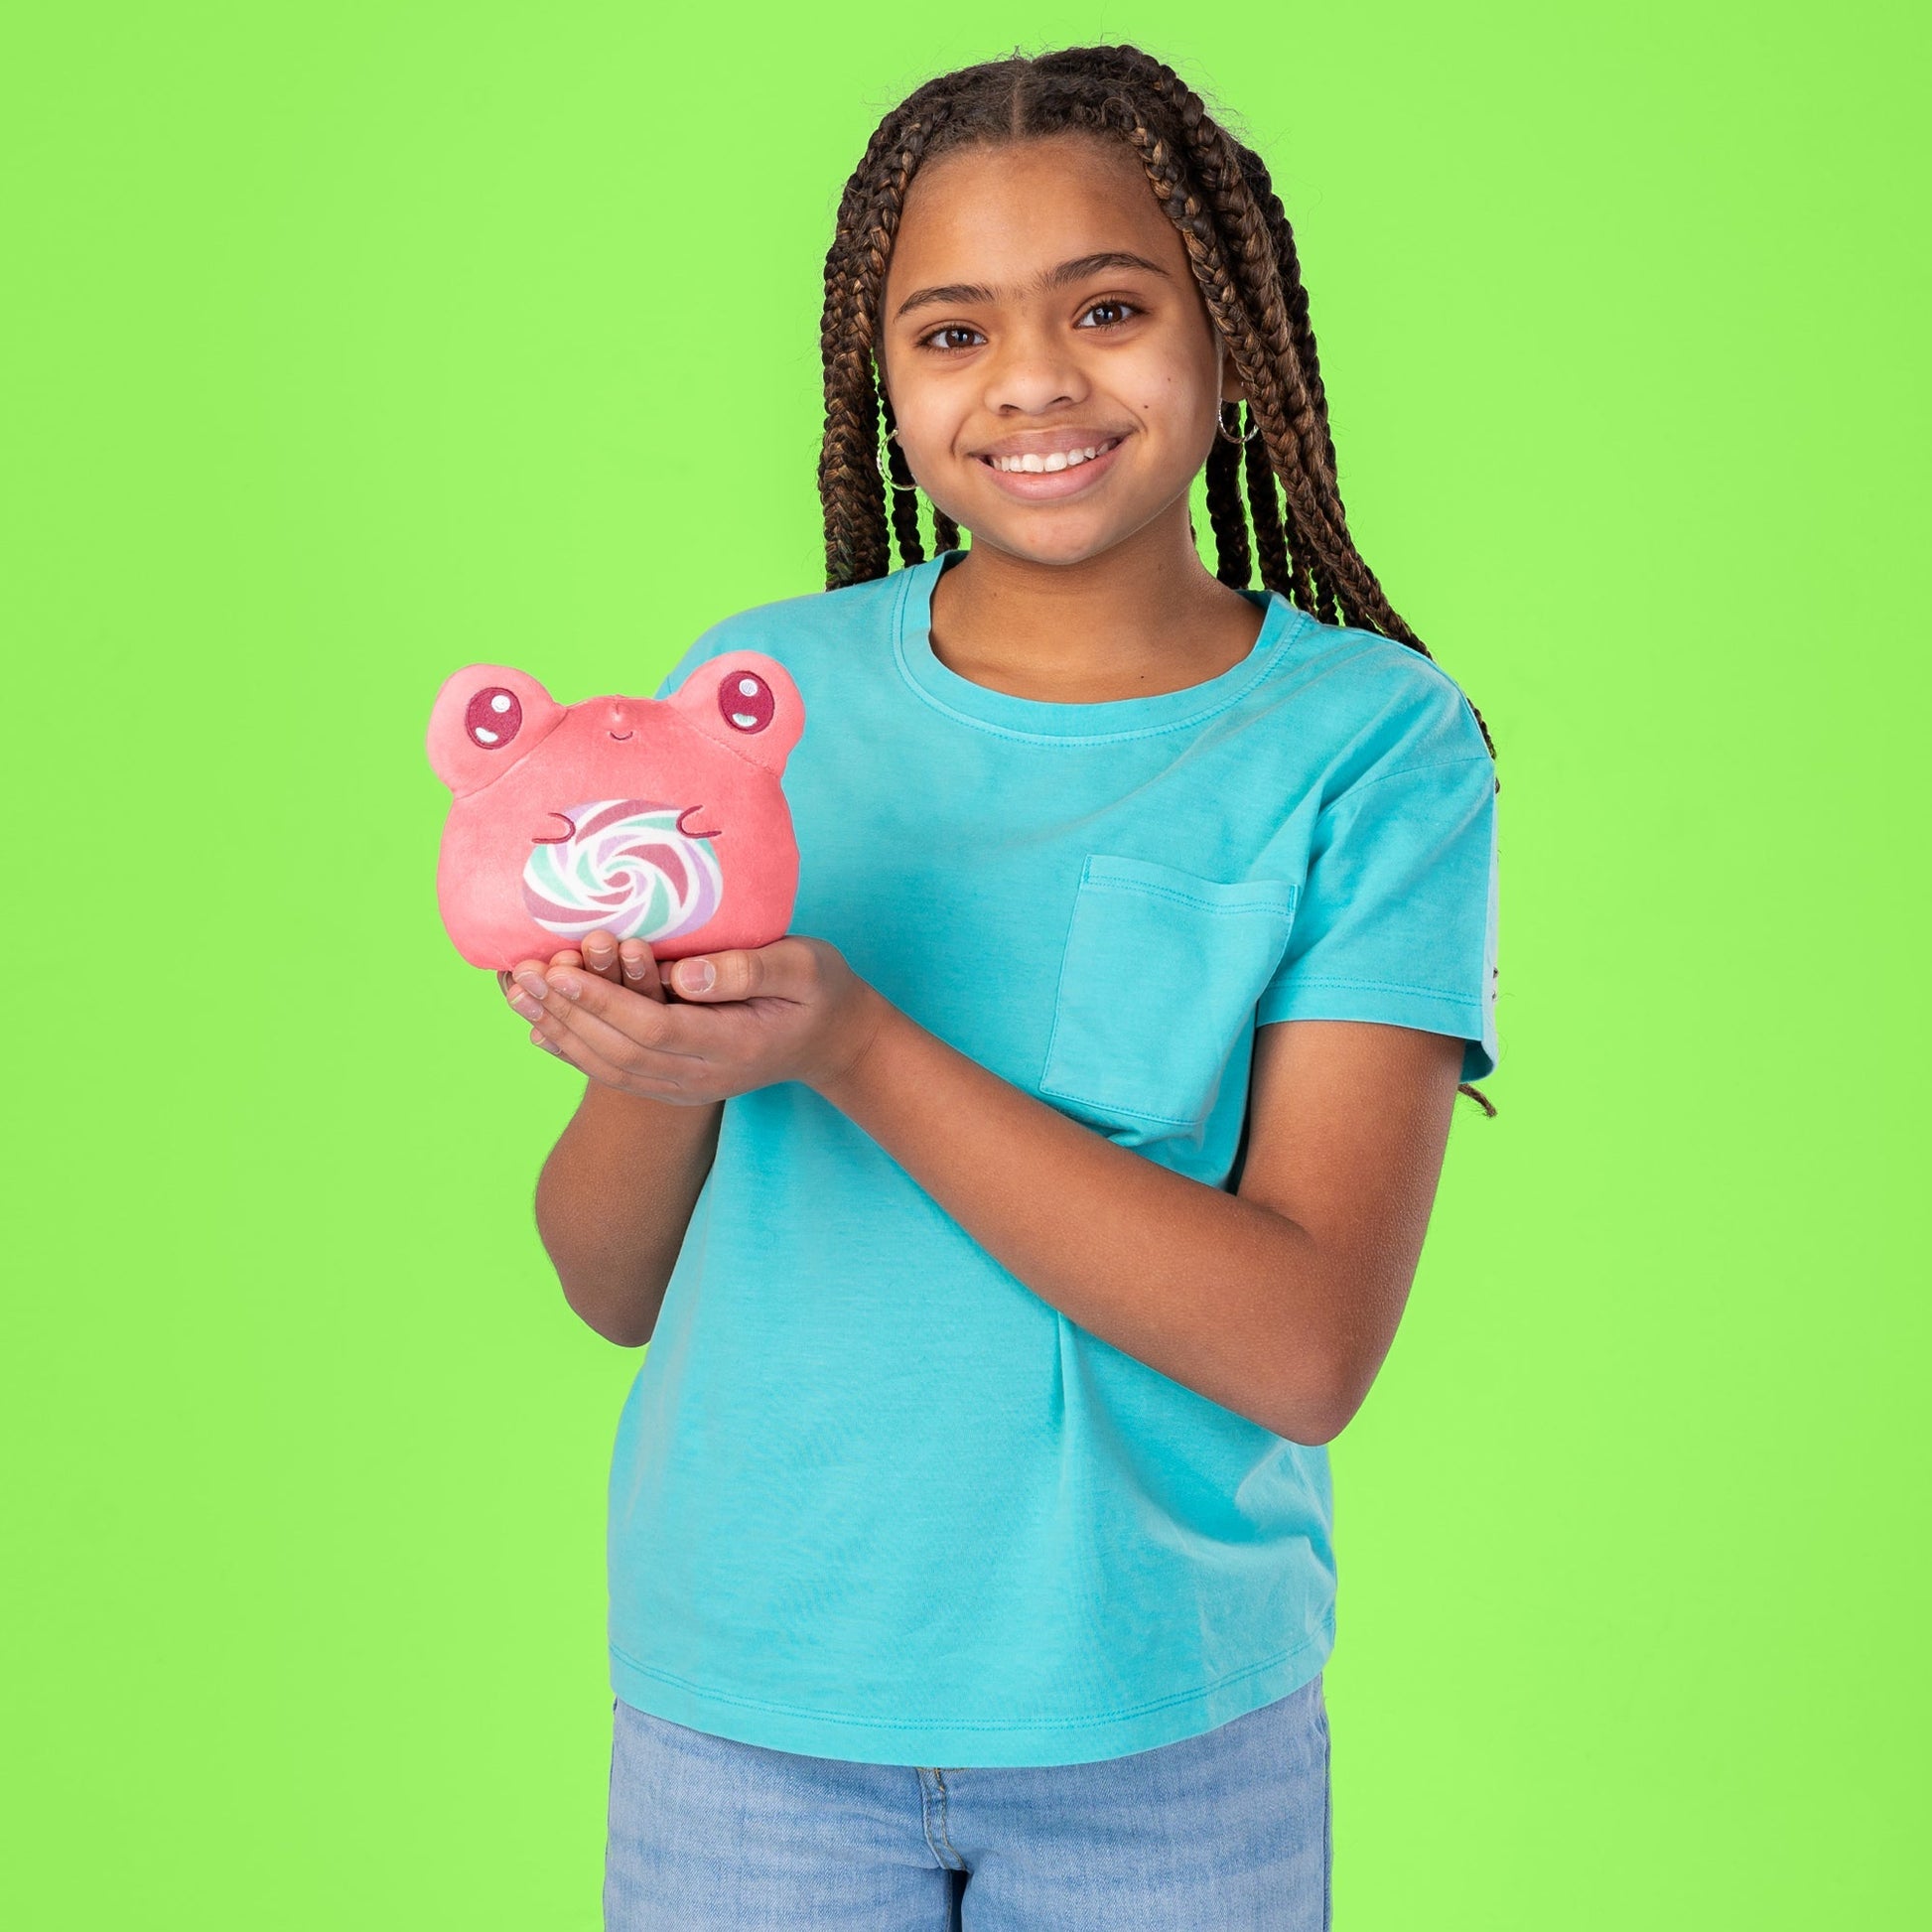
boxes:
[501,42,1498,1932]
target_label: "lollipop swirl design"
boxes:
[521,798,725,945]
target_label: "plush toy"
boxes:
[427,652,804,971]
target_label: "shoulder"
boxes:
[701,571,903,649]
[1285,610,1493,782]
[652,570,908,697]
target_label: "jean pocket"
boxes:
[1038,853,1299,1137]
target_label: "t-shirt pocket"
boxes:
[1037,853,1300,1136]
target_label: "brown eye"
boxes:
[466,686,521,750]
[718,670,774,735]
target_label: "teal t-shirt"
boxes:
[607,547,1499,1766]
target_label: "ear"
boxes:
[426,663,569,795]
[658,649,805,774]
[1219,342,1248,409]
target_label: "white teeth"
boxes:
[990,439,1117,474]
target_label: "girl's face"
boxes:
[877,133,1241,570]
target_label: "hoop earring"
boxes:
[875,427,918,491]
[1216,401,1261,446]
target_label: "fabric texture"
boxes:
[604,1673,1329,1930]
[607,547,1499,1766]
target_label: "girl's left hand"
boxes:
[520,934,885,1104]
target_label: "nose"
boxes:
[980,316,1088,418]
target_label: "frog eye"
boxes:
[466,686,522,750]
[718,670,774,735]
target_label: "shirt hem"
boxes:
[607,1607,1336,1767]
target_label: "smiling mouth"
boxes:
[976,434,1126,474]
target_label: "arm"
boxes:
[534,1081,723,1347]
[519,933,1472,1414]
[504,938,723,1348]
[812,990,1467,1445]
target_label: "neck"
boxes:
[927,501,1258,684]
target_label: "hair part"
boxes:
[818,45,1500,1114]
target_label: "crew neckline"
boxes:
[893,547,1310,742]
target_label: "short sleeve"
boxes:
[1256,751,1500,1083]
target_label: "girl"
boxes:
[502,42,1499,1932]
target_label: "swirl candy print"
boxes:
[426,651,805,971]
[520,801,727,947]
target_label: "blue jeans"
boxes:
[604,1672,1330,1930]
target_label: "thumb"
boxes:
[670,953,725,997]
[671,940,793,1001]
[676,946,757,997]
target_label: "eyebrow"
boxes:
[891,250,1175,322]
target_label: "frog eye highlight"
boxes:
[466,686,522,750]
[718,670,774,735]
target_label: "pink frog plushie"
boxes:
[427,651,804,971]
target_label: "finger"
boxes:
[528,1011,678,1094]
[579,929,625,985]
[667,953,726,999]
[531,1004,688,1097]
[538,964,710,1072]
[503,944,584,1020]
[501,961,550,1023]
[619,937,664,1002]
[665,942,787,1002]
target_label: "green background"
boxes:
[5,2,1922,1923]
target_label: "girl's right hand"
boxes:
[496,929,670,1048]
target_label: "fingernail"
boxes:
[550,974,580,1000]
[511,997,539,1021]
[515,972,548,999]
[678,960,714,993]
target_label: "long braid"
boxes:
[1083,88,1388,637]
[1202,426,1252,587]
[820,92,957,584]
[1158,65,1498,760]
[1119,61,1347,620]
[1238,403,1296,598]
[820,95,952,585]
[879,391,926,566]
[1108,79,1400,637]
[1233,146,1343,526]
[1102,49,1498,767]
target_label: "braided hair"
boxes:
[818,44,1499,1115]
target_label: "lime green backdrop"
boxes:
[4,2,1922,1925]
